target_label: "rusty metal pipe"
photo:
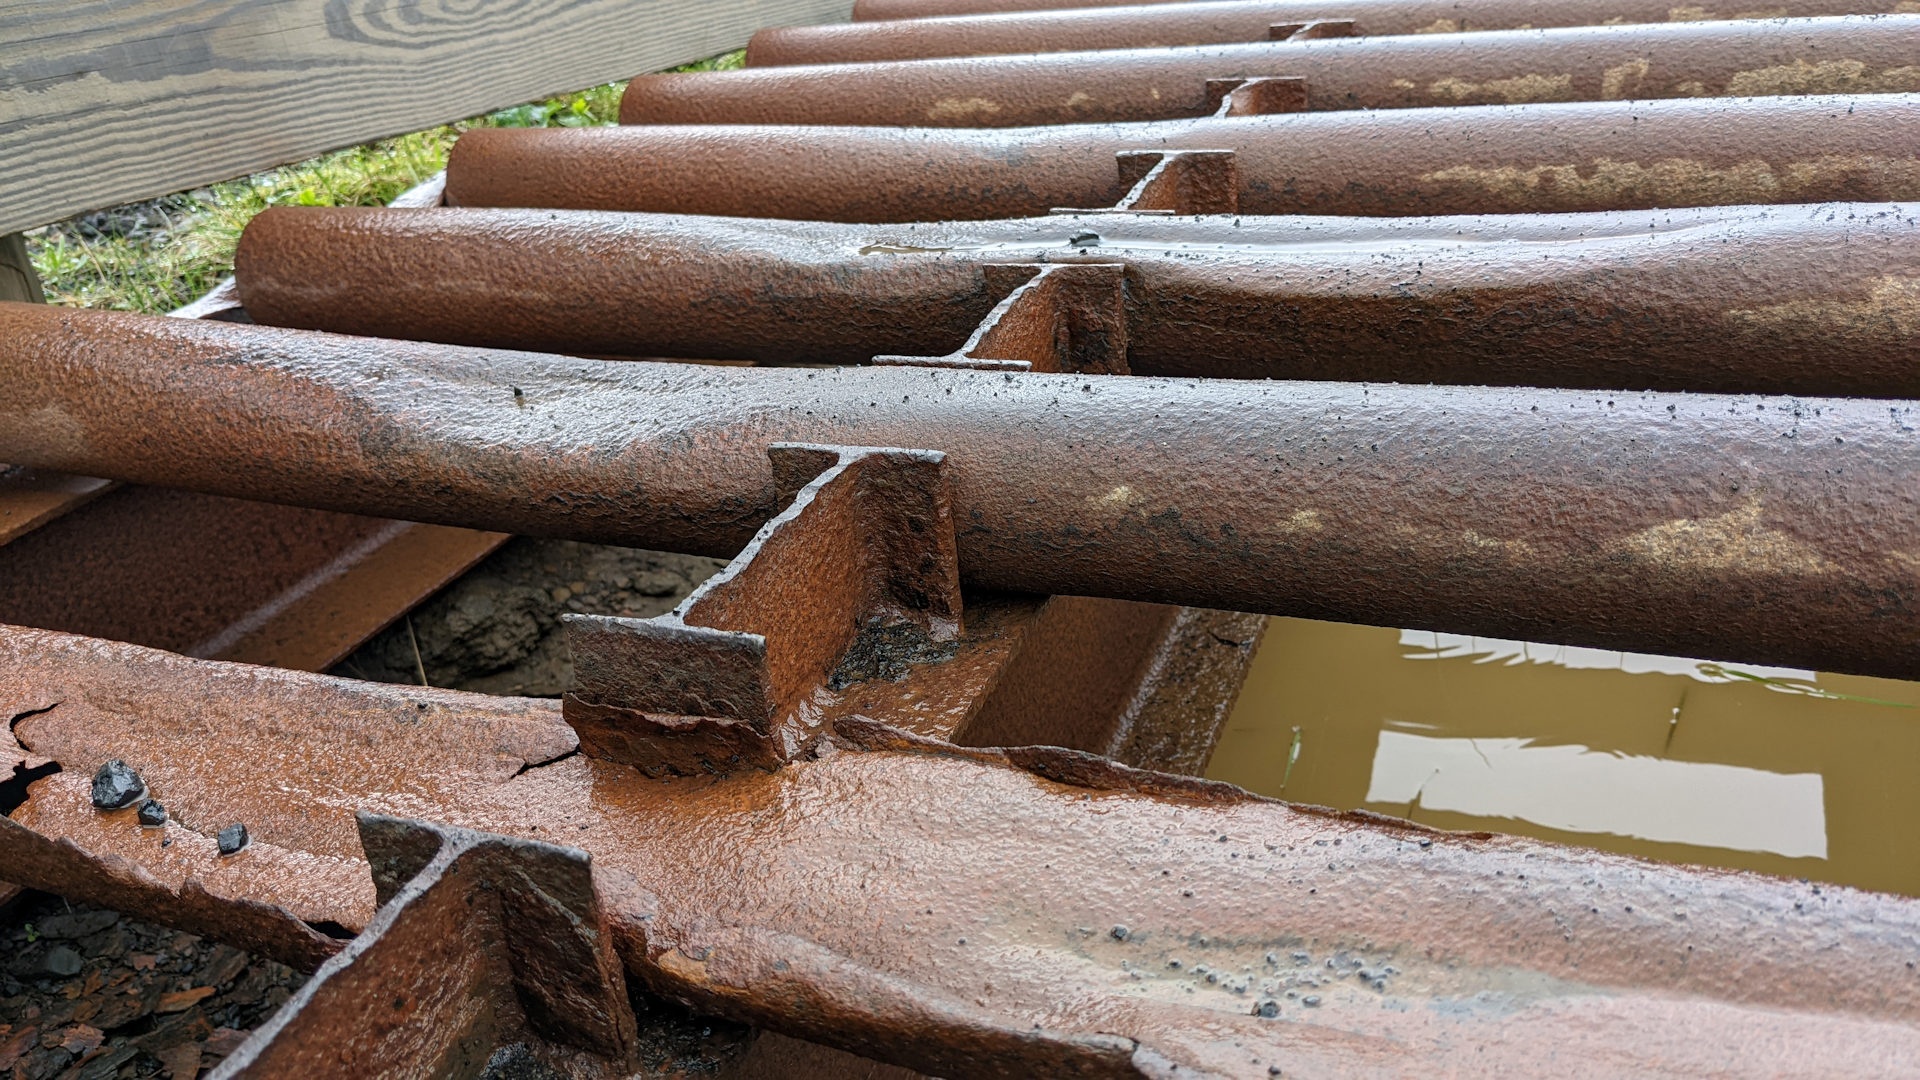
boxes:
[2,301,1918,679]
[236,203,1920,397]
[760,0,1911,66]
[621,15,1920,127]
[451,93,1920,221]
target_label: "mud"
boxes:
[331,538,724,695]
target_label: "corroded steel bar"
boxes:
[620,15,1920,127]
[8,626,1920,1075]
[761,0,1908,65]
[237,203,1920,397]
[2,302,1918,677]
[451,93,1920,221]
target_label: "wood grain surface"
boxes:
[0,0,852,235]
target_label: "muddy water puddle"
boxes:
[1208,617,1920,895]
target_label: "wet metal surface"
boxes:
[451,93,1920,221]
[6,626,1920,1076]
[1213,616,1920,897]
[238,202,1920,396]
[765,0,1914,65]
[3,301,1920,679]
[621,15,1920,127]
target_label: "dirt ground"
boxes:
[0,893,305,1080]
[331,537,725,695]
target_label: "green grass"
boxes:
[25,50,745,314]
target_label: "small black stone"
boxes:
[39,945,82,977]
[137,799,167,827]
[1110,925,1129,942]
[1068,231,1101,248]
[90,760,145,810]
[1256,999,1281,1019]
[217,823,249,855]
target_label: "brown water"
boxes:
[1208,617,1920,896]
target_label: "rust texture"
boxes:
[6,624,1920,1075]
[3,301,1920,679]
[768,0,1912,65]
[620,14,1920,127]
[212,815,637,1079]
[451,92,1920,221]
[237,202,1920,397]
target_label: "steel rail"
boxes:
[235,203,1920,397]
[620,14,1920,127]
[7,625,1920,1077]
[1,301,1917,679]
[758,0,1910,66]
[450,93,1920,222]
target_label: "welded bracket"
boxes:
[563,444,964,775]
[1207,75,1309,116]
[1270,18,1356,39]
[874,262,1130,374]
[1113,150,1238,214]
[1051,150,1238,216]
[210,814,637,1079]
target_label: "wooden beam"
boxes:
[0,0,852,236]
[0,233,42,303]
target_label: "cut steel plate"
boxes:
[5,624,1920,1076]
[760,0,1911,65]
[620,14,1920,127]
[235,202,1920,396]
[2,301,1919,679]
[449,93,1920,221]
